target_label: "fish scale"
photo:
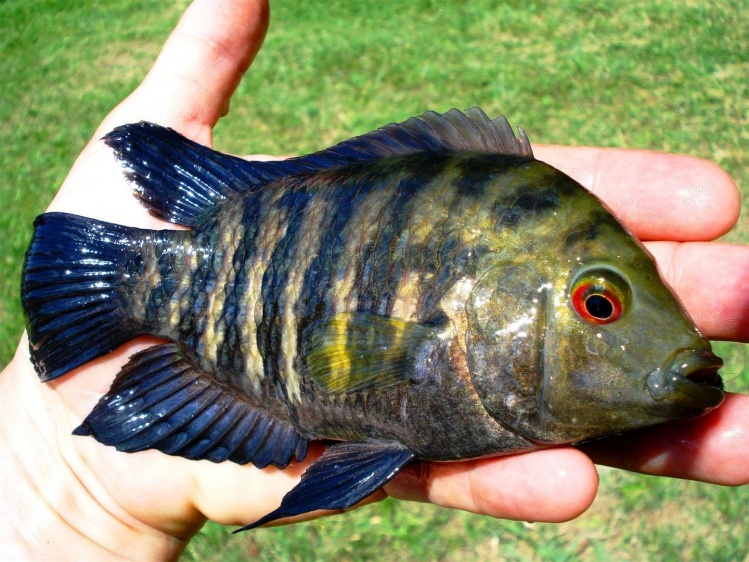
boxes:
[21,108,724,531]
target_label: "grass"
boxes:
[1,0,747,560]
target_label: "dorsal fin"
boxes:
[103,108,533,227]
[283,107,534,170]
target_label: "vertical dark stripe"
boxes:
[183,217,221,360]
[258,185,314,403]
[355,171,432,315]
[216,205,253,375]
[295,173,374,324]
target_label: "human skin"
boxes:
[1,0,746,559]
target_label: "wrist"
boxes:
[0,354,187,560]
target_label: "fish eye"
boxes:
[570,269,629,325]
[585,294,614,319]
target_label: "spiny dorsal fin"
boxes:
[287,107,534,169]
[103,109,532,227]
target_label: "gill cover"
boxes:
[465,265,552,441]
[466,259,723,446]
[465,263,655,444]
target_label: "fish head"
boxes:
[464,186,724,445]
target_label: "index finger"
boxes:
[98,0,269,145]
[579,392,749,486]
[535,145,740,242]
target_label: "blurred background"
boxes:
[1,1,746,560]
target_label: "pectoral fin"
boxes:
[305,312,435,394]
[236,440,415,532]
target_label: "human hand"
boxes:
[1,0,746,559]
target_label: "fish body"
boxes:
[21,109,724,529]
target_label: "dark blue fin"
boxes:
[102,108,532,227]
[21,212,150,382]
[272,107,533,171]
[73,343,310,469]
[236,441,415,532]
[103,122,270,227]
[305,312,435,394]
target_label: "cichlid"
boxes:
[21,108,724,530]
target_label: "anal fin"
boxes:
[236,440,415,532]
[73,343,309,469]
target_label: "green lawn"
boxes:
[1,1,747,560]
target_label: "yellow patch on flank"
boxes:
[202,205,245,369]
[241,193,289,390]
[329,185,396,311]
[132,243,160,322]
[388,177,456,321]
[167,237,199,332]
[439,276,475,355]
[390,271,422,320]
[280,200,331,403]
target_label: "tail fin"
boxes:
[21,212,151,382]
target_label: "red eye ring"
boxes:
[571,281,623,324]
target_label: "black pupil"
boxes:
[585,294,613,319]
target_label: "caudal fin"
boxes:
[21,212,149,382]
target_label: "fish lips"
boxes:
[646,348,725,413]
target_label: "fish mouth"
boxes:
[646,349,724,410]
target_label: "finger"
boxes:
[186,442,386,529]
[187,447,323,528]
[386,448,598,523]
[579,393,749,486]
[644,241,749,342]
[50,0,269,225]
[534,145,740,242]
[99,0,269,143]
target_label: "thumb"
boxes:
[49,0,269,224]
[99,0,269,146]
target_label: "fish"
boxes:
[20,108,725,531]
